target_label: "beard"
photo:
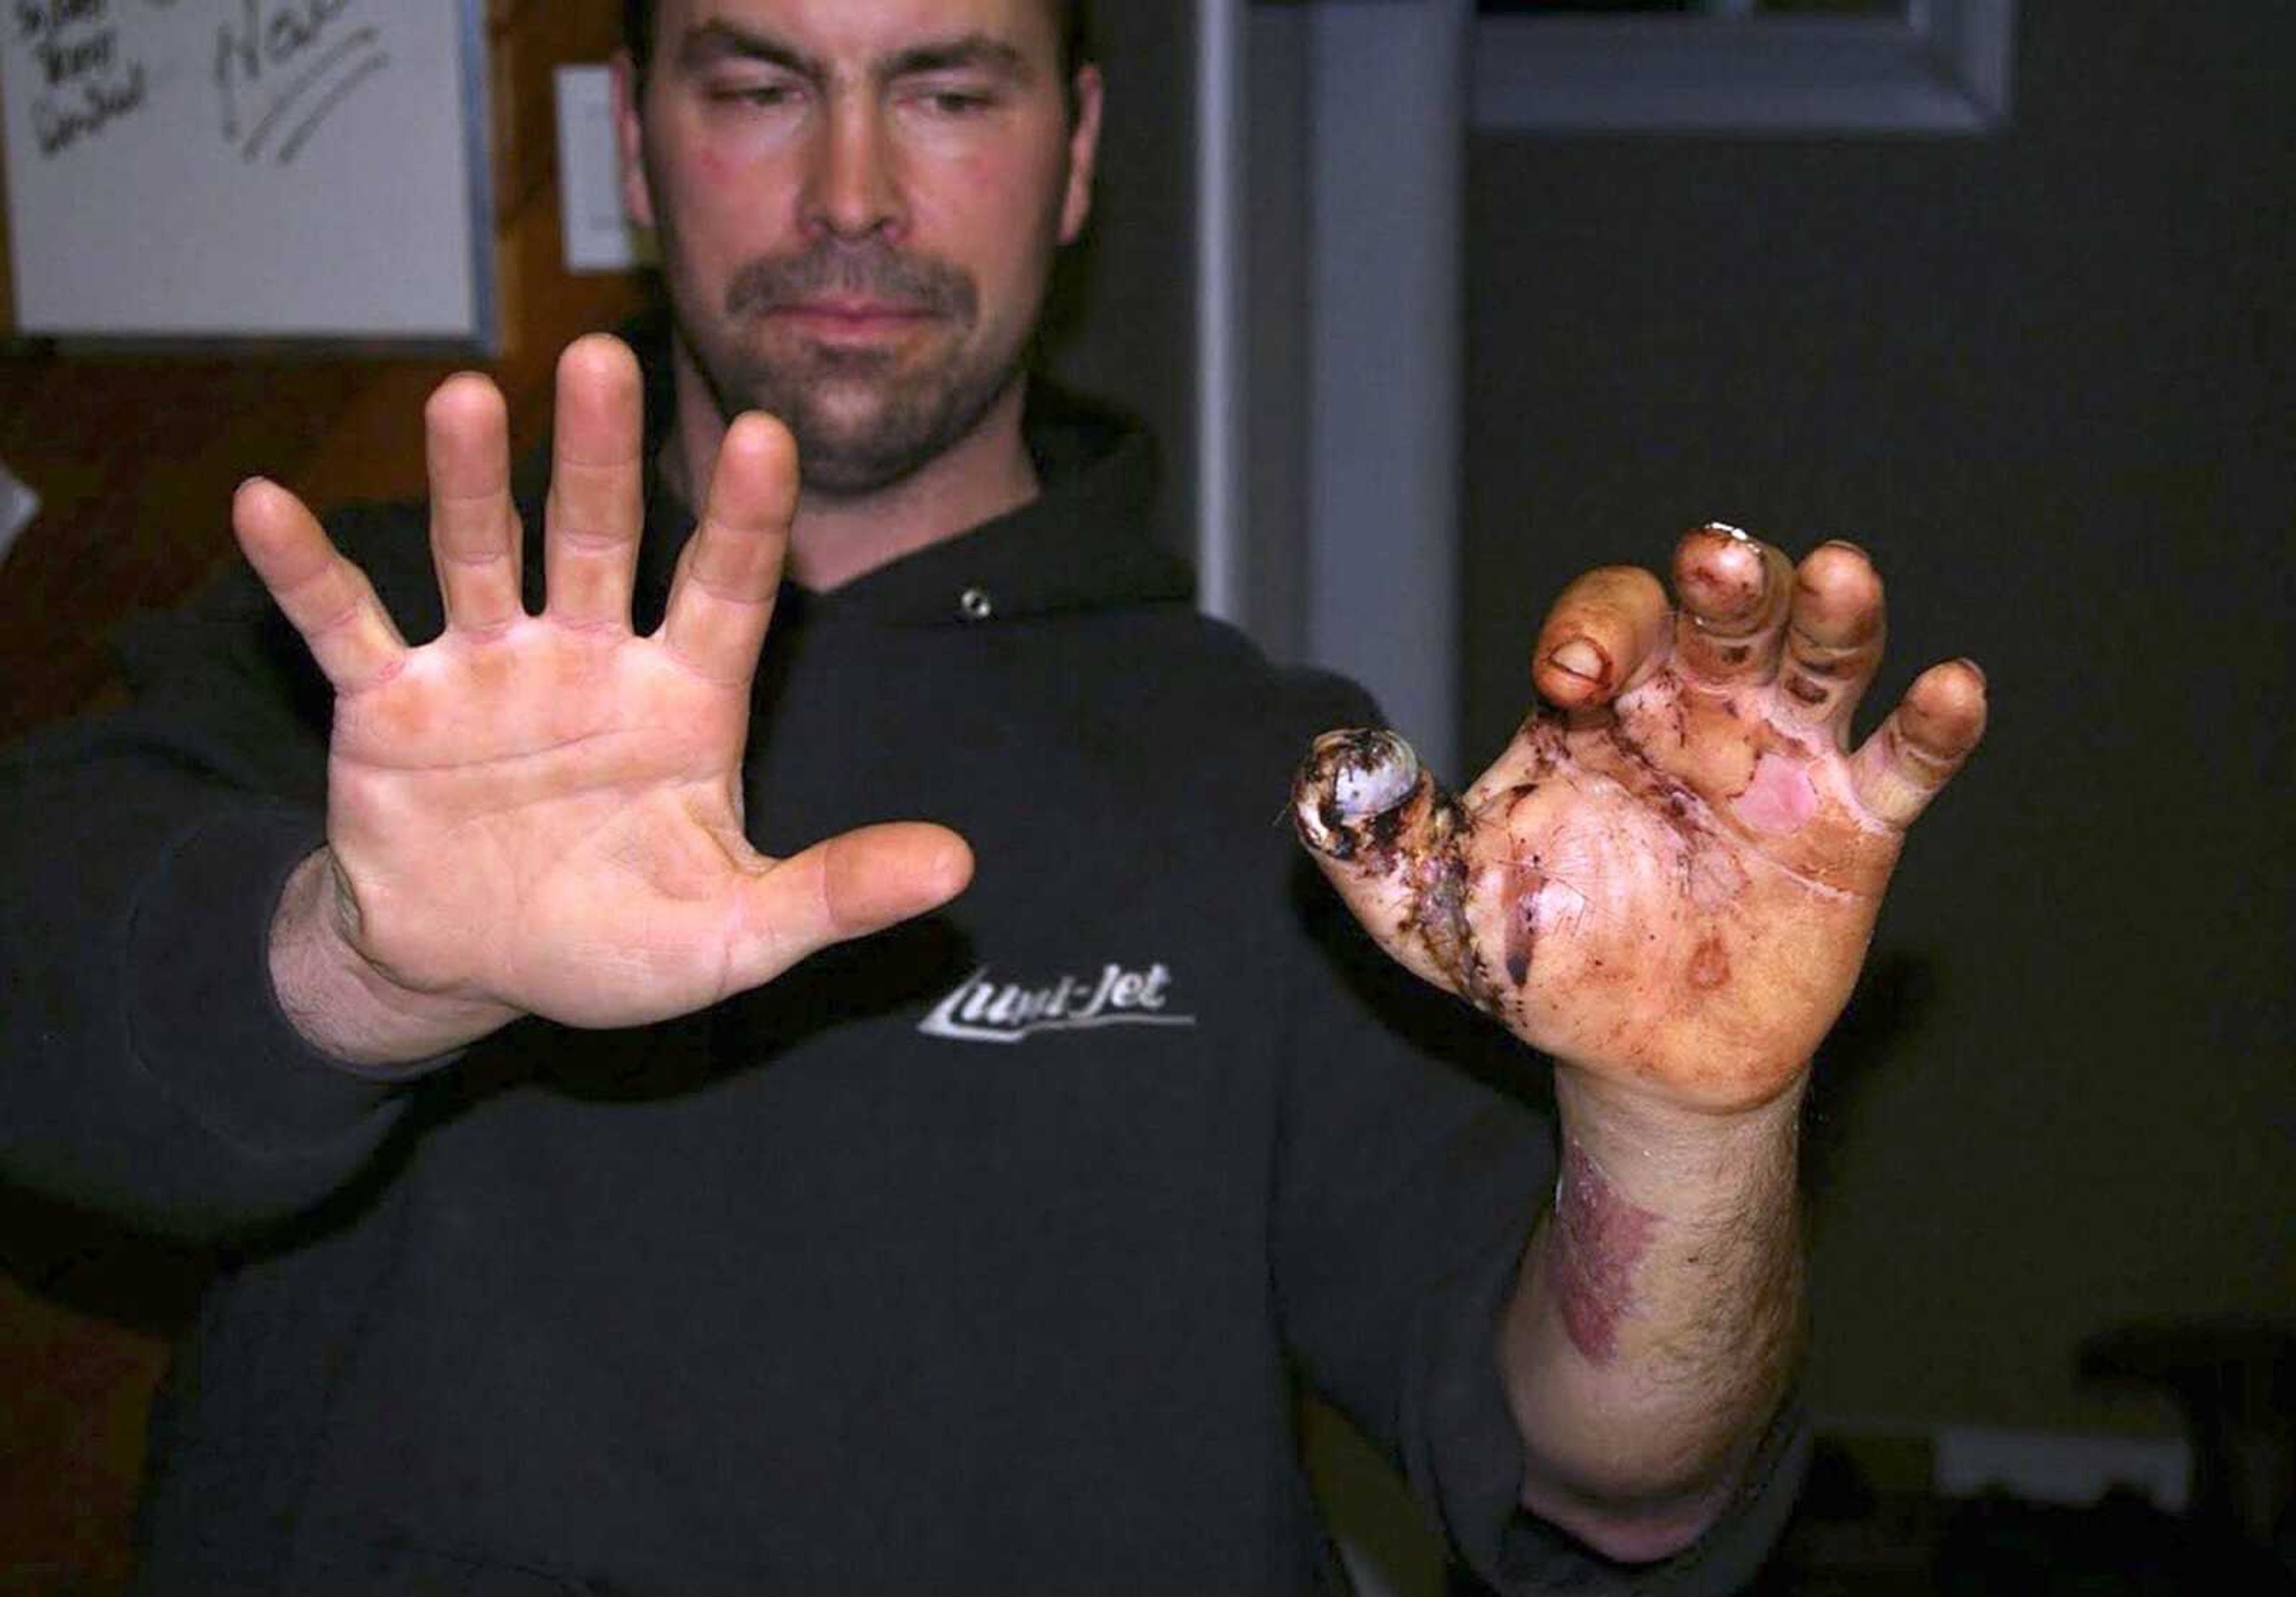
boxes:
[673,237,1025,497]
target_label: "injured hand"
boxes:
[1293,524,1986,1114]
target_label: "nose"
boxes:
[802,96,904,243]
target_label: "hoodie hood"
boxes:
[613,306,1198,631]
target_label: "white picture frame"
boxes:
[1473,1,2016,135]
[1,0,497,348]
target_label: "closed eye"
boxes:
[705,80,802,109]
[905,83,1002,117]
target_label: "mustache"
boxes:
[725,242,976,319]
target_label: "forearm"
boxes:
[1498,1069,1805,1561]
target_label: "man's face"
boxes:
[617,0,1101,496]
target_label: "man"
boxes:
[0,0,1986,1590]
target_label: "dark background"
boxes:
[1461,1,2291,1438]
[1,0,2287,1590]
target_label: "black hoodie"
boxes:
[1,331,1804,1593]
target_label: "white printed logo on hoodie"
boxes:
[917,963,1196,1045]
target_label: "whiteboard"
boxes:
[1,0,494,345]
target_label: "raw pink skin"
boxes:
[1736,752,1818,836]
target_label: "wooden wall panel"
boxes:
[0,9,645,1590]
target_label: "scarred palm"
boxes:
[1294,525,1985,1114]
[238,337,971,1061]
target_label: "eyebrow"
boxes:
[880,35,1034,86]
[674,21,1034,88]
[676,19,823,80]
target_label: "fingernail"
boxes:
[1327,731,1419,820]
[1820,538,1870,560]
[1293,729,1424,856]
[1954,656,1987,687]
[1548,638,1608,685]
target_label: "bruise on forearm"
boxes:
[1546,1135,1658,1364]
[1538,1116,1805,1403]
[1509,1121,1804,1535]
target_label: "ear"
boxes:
[1058,63,1104,246]
[611,50,658,231]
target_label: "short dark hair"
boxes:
[622,1,1095,116]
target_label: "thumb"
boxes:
[1293,729,1500,1013]
[727,822,975,990]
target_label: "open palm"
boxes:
[236,337,971,1054]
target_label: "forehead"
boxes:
[656,0,1060,62]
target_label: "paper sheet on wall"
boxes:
[552,65,653,274]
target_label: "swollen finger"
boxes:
[661,413,798,685]
[1776,540,1885,743]
[1850,659,1988,827]
[1529,566,1672,712]
[726,822,975,990]
[233,478,407,694]
[543,335,646,631]
[425,372,524,634]
[1671,523,1794,685]
[1292,729,1492,1008]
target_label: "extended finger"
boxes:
[425,372,523,634]
[726,822,975,989]
[1530,566,1672,712]
[233,478,408,694]
[543,335,646,631]
[1850,659,1987,827]
[1776,541,1886,743]
[661,412,798,685]
[1671,523,1795,686]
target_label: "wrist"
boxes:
[268,848,516,1071]
[1550,1065,1806,1212]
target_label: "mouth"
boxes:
[765,300,941,340]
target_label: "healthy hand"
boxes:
[1292,526,1984,1115]
[240,335,973,1067]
